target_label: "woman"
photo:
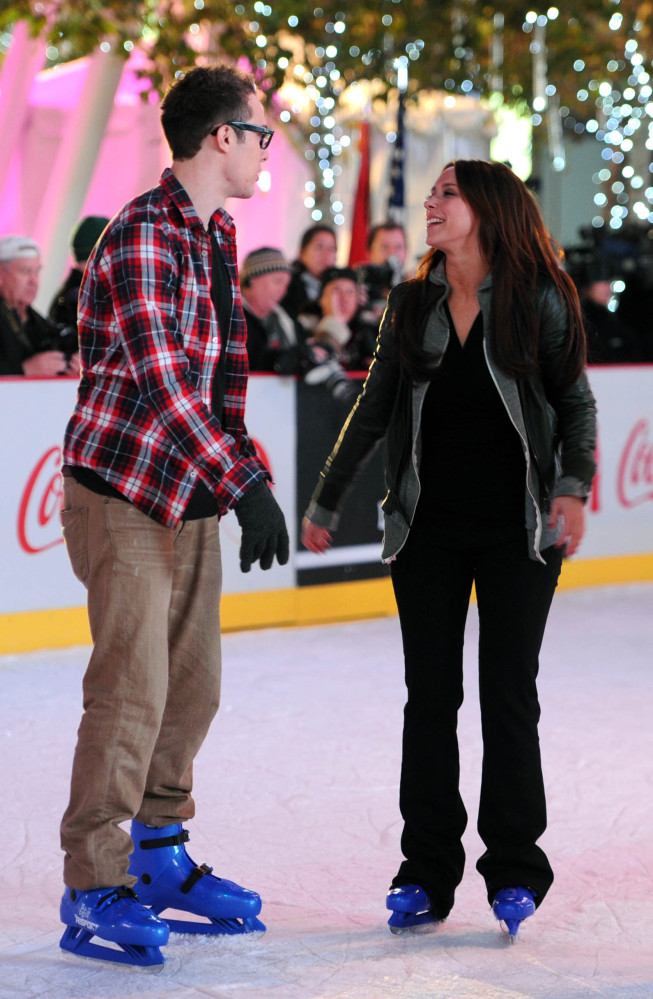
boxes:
[302,160,596,939]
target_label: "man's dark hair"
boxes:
[299,224,336,252]
[161,64,255,161]
[366,221,406,251]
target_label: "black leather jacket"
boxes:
[306,263,597,562]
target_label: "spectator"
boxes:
[281,224,337,317]
[0,235,75,376]
[356,223,409,359]
[613,268,653,361]
[240,247,306,373]
[577,260,640,364]
[301,266,358,358]
[302,266,378,371]
[49,215,110,328]
[367,221,408,276]
[241,249,356,403]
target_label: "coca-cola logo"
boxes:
[18,446,64,554]
[617,418,653,508]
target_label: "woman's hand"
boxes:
[301,517,332,553]
[548,495,585,557]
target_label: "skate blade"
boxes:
[59,926,168,970]
[59,947,180,974]
[388,911,442,935]
[160,912,266,936]
[389,920,441,936]
[498,919,523,942]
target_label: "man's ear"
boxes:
[212,123,232,153]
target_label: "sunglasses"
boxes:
[210,121,275,149]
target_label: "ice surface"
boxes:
[2,584,653,999]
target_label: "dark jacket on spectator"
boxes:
[0,297,61,375]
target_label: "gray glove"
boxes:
[234,481,290,573]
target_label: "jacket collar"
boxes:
[427,254,494,295]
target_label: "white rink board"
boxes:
[0,375,295,614]
[0,366,652,616]
[583,365,653,558]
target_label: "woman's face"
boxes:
[424,166,479,254]
[300,232,337,277]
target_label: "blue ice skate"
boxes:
[59,885,169,966]
[386,884,441,934]
[128,821,265,935]
[492,887,536,942]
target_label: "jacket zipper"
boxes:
[483,340,545,563]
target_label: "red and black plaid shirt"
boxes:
[63,169,267,527]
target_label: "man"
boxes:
[59,64,289,968]
[280,223,337,318]
[49,215,110,328]
[240,246,304,372]
[366,221,408,276]
[0,236,72,376]
[354,222,409,366]
[241,248,356,402]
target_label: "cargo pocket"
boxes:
[61,506,89,585]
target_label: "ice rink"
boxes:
[2,582,653,999]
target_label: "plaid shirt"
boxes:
[63,169,267,527]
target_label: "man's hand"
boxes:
[23,350,68,377]
[234,481,289,573]
[548,495,585,557]
[66,352,81,376]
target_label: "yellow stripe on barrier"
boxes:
[1,553,652,655]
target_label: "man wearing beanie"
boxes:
[240,246,309,373]
[49,215,110,328]
[0,235,72,376]
[241,247,358,404]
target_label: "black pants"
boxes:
[390,530,563,919]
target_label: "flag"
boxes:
[348,120,370,267]
[387,89,406,224]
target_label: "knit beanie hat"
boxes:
[70,215,110,263]
[240,247,290,286]
[320,266,357,291]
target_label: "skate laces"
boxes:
[96,886,139,910]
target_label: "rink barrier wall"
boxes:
[1,367,653,655]
[2,553,653,655]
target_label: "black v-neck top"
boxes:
[412,306,526,546]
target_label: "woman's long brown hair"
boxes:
[396,159,586,388]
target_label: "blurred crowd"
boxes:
[2,212,652,384]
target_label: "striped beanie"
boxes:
[240,247,290,286]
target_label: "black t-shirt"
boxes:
[412,307,526,547]
[177,232,232,520]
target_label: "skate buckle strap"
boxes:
[97,886,139,910]
[139,829,190,850]
[181,863,213,895]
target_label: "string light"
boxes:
[526,7,653,229]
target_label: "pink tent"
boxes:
[0,45,310,310]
